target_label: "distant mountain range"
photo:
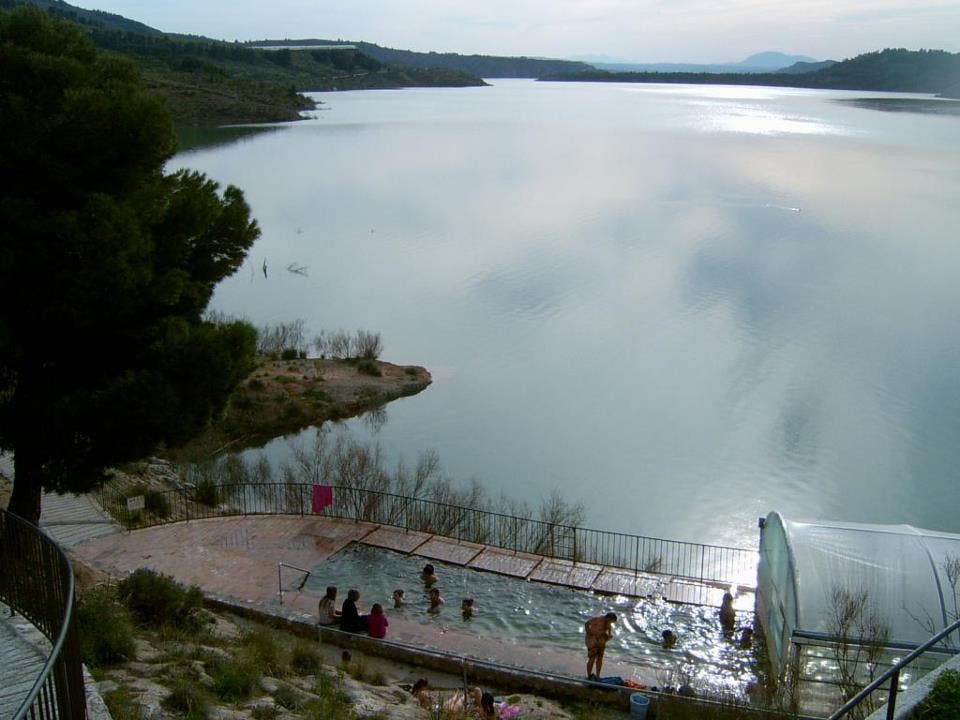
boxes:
[574,51,831,74]
[541,48,960,97]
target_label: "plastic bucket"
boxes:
[630,692,650,720]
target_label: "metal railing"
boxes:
[827,616,960,720]
[99,482,757,590]
[0,510,87,720]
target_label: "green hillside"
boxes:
[1,0,486,125]
[248,38,593,78]
[540,48,960,97]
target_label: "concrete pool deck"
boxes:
[71,513,754,686]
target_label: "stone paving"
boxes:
[0,602,49,720]
[0,487,121,719]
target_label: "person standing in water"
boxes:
[584,612,617,679]
[720,592,736,635]
[421,564,438,586]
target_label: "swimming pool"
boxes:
[303,543,757,694]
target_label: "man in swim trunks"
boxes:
[584,612,617,679]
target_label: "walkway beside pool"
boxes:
[71,513,754,685]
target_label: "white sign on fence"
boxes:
[126,495,145,511]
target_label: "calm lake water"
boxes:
[173,80,960,550]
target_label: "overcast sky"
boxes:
[74,0,960,64]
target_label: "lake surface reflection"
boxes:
[173,80,960,549]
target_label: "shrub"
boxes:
[117,569,205,632]
[290,643,322,675]
[356,359,381,377]
[241,629,285,676]
[281,348,298,360]
[210,657,260,702]
[354,330,383,360]
[77,585,137,667]
[162,679,209,720]
[915,670,960,720]
[195,477,219,507]
[273,684,304,710]
[303,674,353,720]
[144,489,171,518]
[103,687,144,720]
[251,705,279,720]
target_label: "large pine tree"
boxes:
[0,7,260,523]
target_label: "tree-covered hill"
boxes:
[540,48,960,96]
[1,0,486,124]
[247,38,593,78]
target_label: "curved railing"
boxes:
[99,482,758,591]
[0,510,87,720]
[827,616,960,720]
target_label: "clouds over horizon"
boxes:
[76,0,960,63]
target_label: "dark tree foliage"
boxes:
[0,8,260,523]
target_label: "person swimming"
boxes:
[392,588,405,608]
[461,597,474,620]
[661,629,677,649]
[421,563,438,586]
[428,587,444,613]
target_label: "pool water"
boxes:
[303,544,757,693]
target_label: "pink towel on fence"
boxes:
[312,484,333,513]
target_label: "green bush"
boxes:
[241,629,285,676]
[117,569,205,632]
[290,643,322,675]
[273,684,304,710]
[915,670,960,720]
[210,657,260,702]
[304,674,353,720]
[195,477,220,507]
[144,489,171,518]
[77,585,137,667]
[103,687,144,720]
[251,706,279,720]
[356,359,381,377]
[162,679,210,720]
[281,348,298,360]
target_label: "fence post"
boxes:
[885,669,900,720]
[634,535,640,577]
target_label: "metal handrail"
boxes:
[99,482,758,593]
[0,509,87,720]
[828,615,960,720]
[277,561,312,603]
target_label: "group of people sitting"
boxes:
[318,564,480,639]
[318,586,390,637]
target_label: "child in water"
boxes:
[428,587,444,613]
[461,597,474,620]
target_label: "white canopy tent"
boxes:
[757,511,960,674]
